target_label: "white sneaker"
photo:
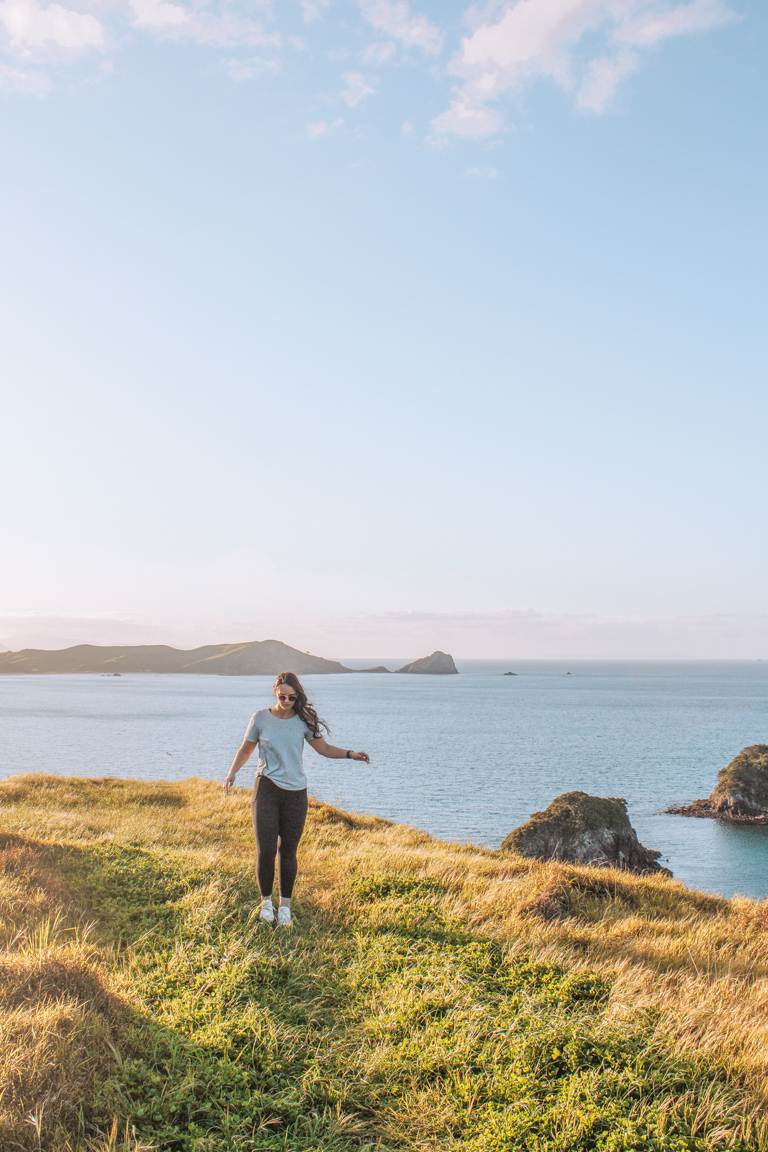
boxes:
[277,905,292,928]
[259,899,275,925]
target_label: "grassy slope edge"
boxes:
[0,774,766,1152]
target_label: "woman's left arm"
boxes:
[309,737,369,763]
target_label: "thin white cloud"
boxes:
[432,95,504,139]
[337,609,768,660]
[577,49,638,113]
[434,0,739,138]
[0,0,740,144]
[617,0,737,46]
[339,69,374,106]
[0,614,180,650]
[0,0,104,50]
[307,116,343,138]
[0,59,50,90]
[301,0,329,22]
[361,39,395,65]
[6,608,768,659]
[190,15,279,48]
[465,164,499,178]
[126,0,280,48]
[0,0,278,88]
[224,54,281,81]
[358,0,443,55]
[129,0,186,30]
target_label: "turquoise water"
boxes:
[1,661,767,900]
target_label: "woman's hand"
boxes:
[349,751,369,763]
[223,773,237,794]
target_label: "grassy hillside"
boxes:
[0,640,350,675]
[0,775,766,1152]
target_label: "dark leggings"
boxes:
[251,774,308,899]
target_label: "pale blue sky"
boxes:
[1,1,766,657]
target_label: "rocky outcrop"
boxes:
[502,791,671,876]
[667,745,768,825]
[397,651,458,674]
[357,666,392,673]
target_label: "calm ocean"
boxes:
[1,661,767,900]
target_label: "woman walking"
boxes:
[224,672,369,927]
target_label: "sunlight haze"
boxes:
[2,1,765,657]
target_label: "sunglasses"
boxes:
[277,692,297,702]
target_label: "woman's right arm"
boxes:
[223,740,256,793]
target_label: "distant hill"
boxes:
[0,639,351,676]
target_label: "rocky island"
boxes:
[667,745,768,824]
[502,791,671,876]
[396,650,458,674]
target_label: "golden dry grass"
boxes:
[1,773,767,1151]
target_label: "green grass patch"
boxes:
[0,781,764,1151]
[66,852,760,1150]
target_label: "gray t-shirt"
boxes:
[244,708,317,790]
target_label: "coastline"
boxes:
[2,665,768,901]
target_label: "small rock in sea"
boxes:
[502,791,672,876]
[667,745,768,825]
[503,672,518,676]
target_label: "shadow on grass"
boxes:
[1,832,393,1151]
[3,834,766,1152]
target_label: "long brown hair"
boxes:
[273,671,329,738]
